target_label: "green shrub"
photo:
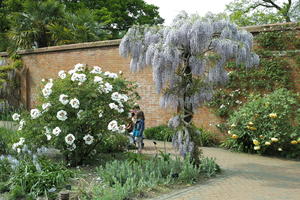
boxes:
[12,64,139,166]
[1,156,73,199]
[222,88,300,158]
[200,157,221,177]
[256,31,295,50]
[197,128,219,147]
[144,125,174,141]
[89,154,219,200]
[0,128,18,155]
[97,133,129,153]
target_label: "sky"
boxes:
[144,0,234,25]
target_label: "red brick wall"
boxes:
[0,23,299,134]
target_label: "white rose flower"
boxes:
[19,137,25,145]
[71,73,78,81]
[58,70,66,79]
[65,134,75,145]
[74,63,86,72]
[67,143,76,151]
[77,110,84,119]
[111,92,120,101]
[57,110,68,121]
[18,119,25,131]
[70,98,80,109]
[30,109,41,119]
[44,82,53,89]
[45,134,52,141]
[77,74,87,83]
[12,113,20,121]
[52,127,61,136]
[94,76,103,84]
[68,69,76,75]
[59,94,69,105]
[109,103,118,110]
[103,82,113,93]
[104,71,118,79]
[83,134,94,145]
[90,66,102,74]
[42,102,51,111]
[117,108,124,113]
[42,87,52,98]
[118,125,126,133]
[98,110,103,118]
[108,120,119,132]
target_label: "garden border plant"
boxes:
[11,63,140,166]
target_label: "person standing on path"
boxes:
[133,111,145,153]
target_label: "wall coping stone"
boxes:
[0,22,299,57]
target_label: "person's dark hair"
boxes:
[136,111,145,120]
[133,104,140,110]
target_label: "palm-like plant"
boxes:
[8,0,65,49]
[49,9,109,45]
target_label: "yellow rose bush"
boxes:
[222,89,300,158]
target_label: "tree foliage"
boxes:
[120,12,259,161]
[226,0,300,26]
[0,0,164,51]
[60,0,164,38]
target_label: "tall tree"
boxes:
[120,12,259,163]
[226,0,300,26]
[60,0,164,38]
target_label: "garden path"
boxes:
[143,140,300,200]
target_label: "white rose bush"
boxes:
[12,63,139,166]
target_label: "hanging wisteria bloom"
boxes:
[59,94,69,105]
[58,70,66,79]
[57,110,68,121]
[108,120,119,132]
[65,134,75,145]
[83,134,94,145]
[30,109,41,119]
[77,110,84,119]
[90,66,102,74]
[94,76,103,84]
[18,119,25,131]
[42,87,52,98]
[42,102,51,112]
[52,127,61,136]
[70,98,80,109]
[12,113,20,121]
[74,63,86,72]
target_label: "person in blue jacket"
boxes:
[133,110,145,153]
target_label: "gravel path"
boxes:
[142,140,300,200]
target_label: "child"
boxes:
[133,111,145,153]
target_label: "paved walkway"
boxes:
[142,140,300,200]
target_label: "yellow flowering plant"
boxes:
[221,89,300,158]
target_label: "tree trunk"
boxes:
[172,53,201,165]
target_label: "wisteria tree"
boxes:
[120,12,259,163]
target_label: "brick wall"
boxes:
[0,22,299,133]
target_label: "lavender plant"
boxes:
[120,12,259,162]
